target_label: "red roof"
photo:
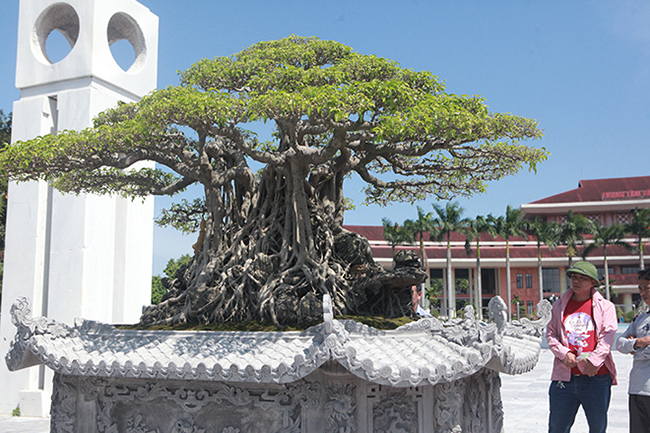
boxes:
[344,225,635,262]
[344,225,507,243]
[529,176,650,204]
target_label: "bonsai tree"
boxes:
[0,36,545,326]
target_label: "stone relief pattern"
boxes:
[461,369,489,433]
[435,368,504,433]
[435,380,464,433]
[171,416,206,433]
[489,369,504,433]
[324,383,356,433]
[372,388,418,433]
[126,413,160,433]
[51,373,78,433]
[54,373,320,433]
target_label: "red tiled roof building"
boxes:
[346,176,650,319]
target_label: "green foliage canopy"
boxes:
[0,36,546,211]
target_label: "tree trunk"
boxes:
[604,249,610,301]
[446,241,454,318]
[506,240,512,322]
[640,239,645,270]
[140,163,427,327]
[538,244,544,304]
[476,253,483,320]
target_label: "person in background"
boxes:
[546,261,617,433]
[616,268,650,433]
[412,284,432,317]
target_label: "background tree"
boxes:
[0,110,11,304]
[432,201,469,318]
[625,207,650,270]
[152,254,193,304]
[465,215,495,319]
[560,210,592,269]
[489,205,529,321]
[404,206,437,288]
[382,218,411,263]
[529,217,561,303]
[0,37,545,326]
[582,221,631,300]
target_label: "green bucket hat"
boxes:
[566,261,600,285]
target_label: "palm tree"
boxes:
[382,218,412,265]
[624,207,650,269]
[582,220,632,300]
[489,205,529,321]
[432,201,470,318]
[560,210,592,268]
[529,217,561,303]
[404,207,436,287]
[464,215,496,319]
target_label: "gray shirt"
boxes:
[617,311,650,396]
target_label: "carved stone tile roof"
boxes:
[5,296,550,388]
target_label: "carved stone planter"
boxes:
[6,296,550,433]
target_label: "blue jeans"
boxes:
[548,374,612,433]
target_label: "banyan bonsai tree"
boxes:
[0,36,546,327]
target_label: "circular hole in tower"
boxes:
[109,39,136,71]
[107,12,146,73]
[45,29,72,63]
[32,3,80,65]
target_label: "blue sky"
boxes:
[1,1,649,275]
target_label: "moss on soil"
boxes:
[116,315,417,332]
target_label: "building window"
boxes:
[527,300,534,316]
[516,274,523,288]
[526,274,533,289]
[622,266,640,275]
[585,214,601,224]
[597,267,614,281]
[542,268,560,293]
[481,268,497,295]
[617,213,631,224]
[455,268,469,294]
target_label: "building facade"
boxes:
[347,176,650,318]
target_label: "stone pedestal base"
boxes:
[50,363,504,433]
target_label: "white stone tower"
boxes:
[0,0,158,416]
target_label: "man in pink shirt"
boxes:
[546,261,617,433]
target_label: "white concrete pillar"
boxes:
[622,293,634,314]
[0,0,158,415]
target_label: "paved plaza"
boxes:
[502,344,632,433]
[0,325,636,433]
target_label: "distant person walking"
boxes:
[617,268,650,433]
[546,261,618,433]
